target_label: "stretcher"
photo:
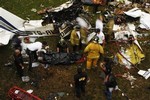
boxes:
[8,86,41,100]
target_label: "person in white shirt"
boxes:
[96,31,105,46]
[27,42,42,52]
[26,41,43,71]
[95,16,103,33]
[95,15,105,47]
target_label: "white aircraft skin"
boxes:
[0,7,57,46]
[0,1,78,46]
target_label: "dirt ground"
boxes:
[0,34,150,100]
[0,1,150,100]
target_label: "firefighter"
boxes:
[84,36,104,70]
[105,16,114,42]
[70,25,87,52]
[74,66,88,98]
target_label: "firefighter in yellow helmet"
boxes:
[84,36,104,69]
[70,25,87,52]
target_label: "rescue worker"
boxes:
[95,14,103,33]
[42,41,50,53]
[74,66,88,98]
[95,15,105,47]
[26,41,43,71]
[56,38,69,53]
[14,49,24,78]
[105,16,114,42]
[84,36,104,70]
[104,73,118,100]
[70,25,87,52]
[100,57,113,78]
[126,35,145,65]
[96,30,105,47]
[100,57,115,89]
[12,35,22,51]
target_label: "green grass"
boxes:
[0,0,68,19]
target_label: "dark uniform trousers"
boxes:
[14,54,24,77]
[26,49,38,71]
[74,72,87,98]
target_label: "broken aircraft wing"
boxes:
[0,7,25,45]
[0,7,57,46]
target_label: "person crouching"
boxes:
[26,41,43,71]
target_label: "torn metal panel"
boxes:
[138,70,150,79]
[124,7,150,30]
[114,24,145,68]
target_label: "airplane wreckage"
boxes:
[0,0,93,46]
[0,0,150,78]
[0,0,93,65]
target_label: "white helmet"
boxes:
[93,36,99,43]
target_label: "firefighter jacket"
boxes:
[84,42,104,59]
[70,28,87,46]
[106,18,114,35]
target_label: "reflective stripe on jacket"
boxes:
[84,42,104,58]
